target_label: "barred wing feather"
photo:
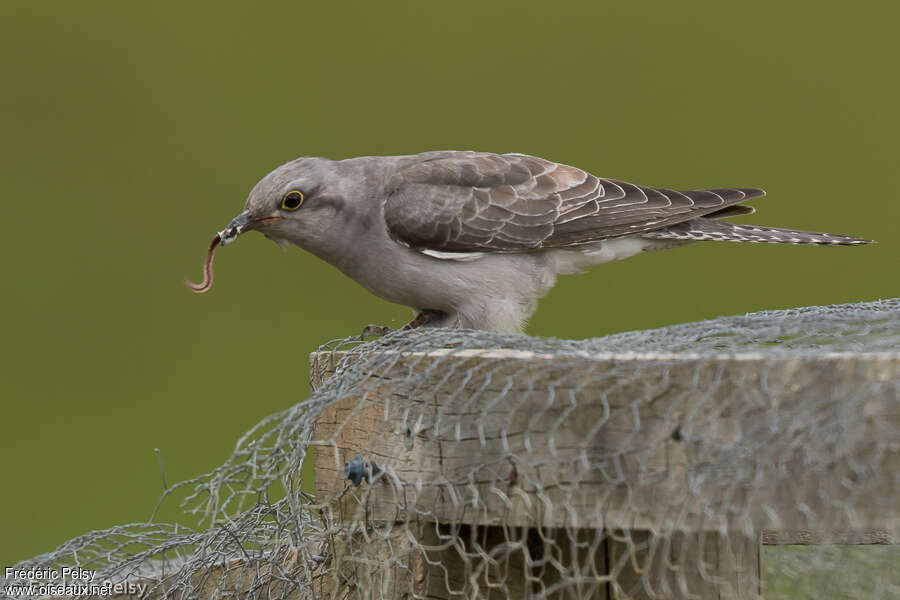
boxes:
[384,151,764,253]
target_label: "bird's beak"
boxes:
[217,211,283,246]
[217,211,251,246]
[185,211,284,293]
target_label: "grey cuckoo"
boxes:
[187,151,871,333]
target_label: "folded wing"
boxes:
[384,151,764,252]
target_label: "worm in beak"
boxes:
[185,234,221,294]
[185,213,283,294]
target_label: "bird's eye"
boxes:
[281,190,304,210]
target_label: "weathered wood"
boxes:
[323,522,428,599]
[311,348,897,599]
[606,531,760,600]
[529,528,610,598]
[761,529,898,545]
[317,521,532,599]
[312,350,899,533]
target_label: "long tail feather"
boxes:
[643,218,872,246]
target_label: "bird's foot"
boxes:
[403,309,445,330]
[360,324,393,339]
[360,310,446,339]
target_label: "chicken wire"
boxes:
[3,298,899,600]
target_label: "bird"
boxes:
[186,151,872,333]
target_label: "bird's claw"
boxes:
[360,324,393,340]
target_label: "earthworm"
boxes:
[185,234,221,293]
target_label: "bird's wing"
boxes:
[383,152,764,253]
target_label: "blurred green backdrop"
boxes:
[1,1,897,565]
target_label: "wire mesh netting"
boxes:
[3,299,899,599]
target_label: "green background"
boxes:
[1,1,896,565]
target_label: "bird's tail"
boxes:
[644,218,872,246]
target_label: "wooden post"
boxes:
[311,349,899,599]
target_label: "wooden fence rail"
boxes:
[310,349,900,600]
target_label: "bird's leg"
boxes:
[403,309,445,330]
[360,310,445,339]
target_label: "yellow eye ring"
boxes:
[281,190,304,210]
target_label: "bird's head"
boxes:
[186,156,347,293]
[220,156,345,249]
